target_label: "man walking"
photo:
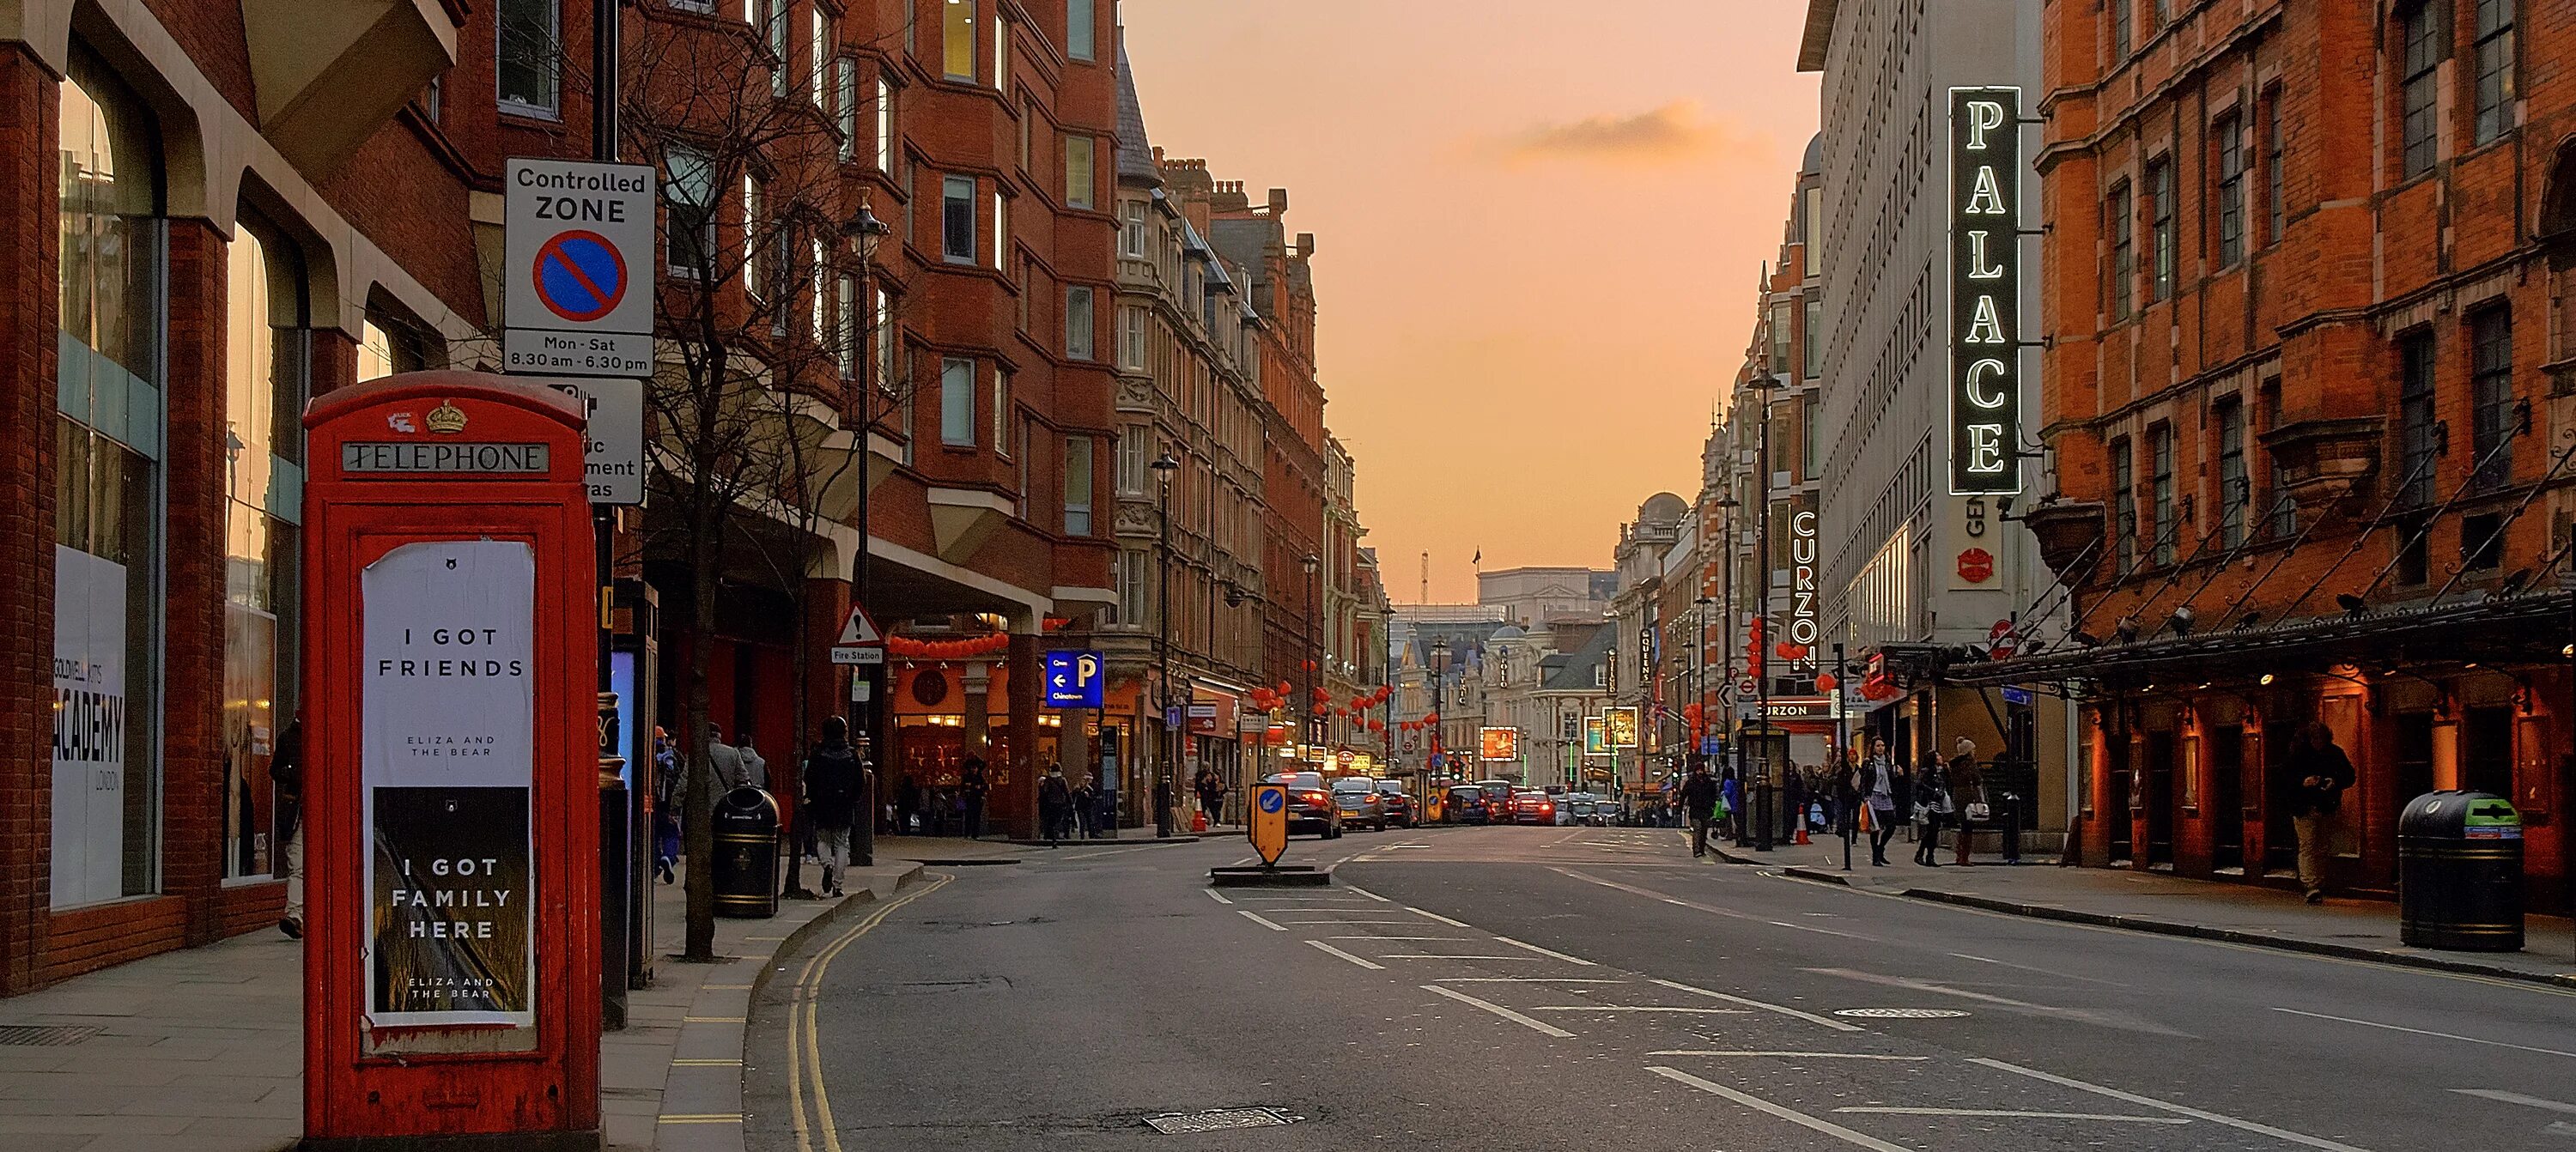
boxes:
[1680,763,1720,858]
[1860,737,1905,866]
[272,719,305,939]
[802,717,862,898]
[1038,765,1073,846]
[960,756,989,840]
[1071,773,1100,839]
[1194,765,1226,828]
[2284,722,2355,902]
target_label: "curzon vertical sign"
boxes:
[1948,87,2024,496]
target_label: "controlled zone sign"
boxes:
[1043,650,1105,709]
[504,159,656,378]
[829,605,884,665]
[1249,783,1289,866]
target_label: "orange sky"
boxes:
[1121,1,1820,603]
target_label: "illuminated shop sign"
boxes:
[1948,86,2024,496]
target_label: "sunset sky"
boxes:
[1121,1,1821,603]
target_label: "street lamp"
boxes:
[1151,452,1181,836]
[1711,494,1740,841]
[829,201,892,880]
[1692,594,1714,770]
[1301,553,1321,763]
[1750,374,1784,852]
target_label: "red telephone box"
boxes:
[301,372,600,1148]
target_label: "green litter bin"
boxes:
[2397,791,2523,951]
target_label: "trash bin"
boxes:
[714,786,781,919]
[2397,791,2523,951]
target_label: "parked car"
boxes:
[1331,777,1389,832]
[1443,784,1491,825]
[1375,782,1417,828]
[1512,789,1557,825]
[1266,772,1343,838]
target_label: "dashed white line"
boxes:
[1304,940,1386,971]
[1649,979,1865,1033]
[1407,906,1472,928]
[1491,935,1598,966]
[1423,985,1577,1038]
[1277,919,1417,925]
[1342,884,1394,901]
[1968,1057,2372,1151]
[1237,910,1287,932]
[1646,1066,1912,1152]
[2273,1008,2576,1060]
[2451,1088,2576,1115]
[1321,935,1468,942]
[1202,889,1234,905]
[1438,977,1631,984]
[1648,1051,1926,1059]
[1836,1107,2186,1125]
[1528,1005,1748,1014]
[1378,954,1544,961]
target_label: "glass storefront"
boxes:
[54,58,164,906]
[221,219,306,882]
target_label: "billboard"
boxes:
[1604,707,1641,749]
[1479,726,1519,761]
[1584,716,1608,758]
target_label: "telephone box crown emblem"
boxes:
[425,400,468,434]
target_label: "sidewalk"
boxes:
[1723,833,2576,989]
[0,860,920,1152]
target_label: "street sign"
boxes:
[504,159,656,378]
[2002,686,2034,706]
[1249,783,1289,866]
[533,378,645,505]
[829,604,884,665]
[1337,749,1355,769]
[1042,650,1105,709]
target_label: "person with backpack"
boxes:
[1680,763,1720,858]
[1038,765,1073,846]
[1071,773,1100,839]
[802,717,863,898]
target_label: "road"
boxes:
[745,825,2576,1150]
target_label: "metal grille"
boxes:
[0,1025,100,1046]
[1142,1107,1298,1135]
[1834,1008,1970,1019]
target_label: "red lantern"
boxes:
[1814,672,1838,692]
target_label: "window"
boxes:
[1768,301,1791,375]
[1013,419,1029,515]
[2215,399,2247,549]
[812,8,831,103]
[1116,426,1149,494]
[768,0,788,97]
[2398,330,2438,506]
[2153,0,2171,27]
[2464,512,2506,572]
[1802,297,1822,378]
[1068,0,1096,61]
[2111,0,2131,60]
[1065,436,1095,535]
[874,287,896,397]
[2397,515,2431,584]
[771,221,794,334]
[1122,203,1146,257]
[2470,306,2514,489]
[497,0,561,116]
[1065,135,1096,209]
[2263,381,2298,538]
[836,274,856,379]
[1115,550,1149,624]
[874,77,894,170]
[2149,425,2175,566]
[2148,156,2175,302]
[2105,180,2134,320]
[992,191,1006,270]
[1800,395,1820,477]
[2476,0,2515,145]
[664,145,715,278]
[1121,305,1147,368]
[223,217,307,884]
[835,58,856,161]
[2400,0,2445,179]
[2263,88,2287,246]
[744,174,764,296]
[992,368,1012,451]
[943,0,975,80]
[2111,438,2136,571]
[1066,285,1096,360]
[942,175,975,262]
[811,235,829,343]
[941,357,975,445]
[2215,111,2245,269]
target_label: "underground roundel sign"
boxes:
[1956,547,1995,585]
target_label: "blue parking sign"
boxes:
[1043,650,1105,709]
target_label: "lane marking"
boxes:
[1378,954,1545,961]
[1529,1005,1748,1014]
[1492,935,1599,965]
[1438,977,1631,984]
[1968,1057,2372,1151]
[1343,884,1393,901]
[1646,1066,1912,1152]
[1835,1107,2187,1125]
[1322,935,1470,941]
[1306,940,1387,970]
[1203,888,1234,905]
[2273,1007,2576,1060]
[787,873,955,1152]
[1278,919,1417,925]
[1407,906,1472,927]
[1055,844,1164,859]
[1650,978,1865,1033]
[1229,856,1257,866]
[2451,1088,2576,1115]
[1237,910,1288,931]
[1554,868,1879,941]
[1806,967,2061,1010]
[1649,1051,1926,1059]
[1423,984,1577,1038]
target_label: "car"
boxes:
[1567,798,1595,825]
[1374,782,1417,828]
[1511,789,1557,825]
[1266,772,1343,838]
[1443,784,1490,824]
[1477,780,1516,820]
[1330,777,1389,831]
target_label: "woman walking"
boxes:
[1859,738,1905,866]
[1913,750,1949,865]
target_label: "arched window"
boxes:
[222,211,309,882]
[55,52,166,906]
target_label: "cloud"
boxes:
[1489,100,1759,167]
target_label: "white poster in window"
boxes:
[361,540,537,1028]
[52,546,127,908]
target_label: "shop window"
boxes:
[223,215,309,883]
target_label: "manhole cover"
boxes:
[1141,1107,1300,1134]
[1833,1008,1971,1019]
[0,1025,99,1046]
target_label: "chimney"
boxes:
[1297,232,1316,257]
[1267,188,1289,215]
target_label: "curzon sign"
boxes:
[1948,87,2024,496]
[1789,498,1820,662]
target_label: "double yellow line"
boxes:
[785,873,954,1152]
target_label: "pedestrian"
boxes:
[1038,765,1073,846]
[802,717,861,897]
[2283,722,2356,903]
[1680,762,1719,858]
[960,756,989,839]
[1194,765,1225,828]
[652,726,681,883]
[895,771,921,836]
[271,718,305,939]
[1860,737,1904,866]
[1072,773,1100,839]
[738,729,769,792]
[1947,737,1987,866]
[1720,769,1744,843]
[708,724,748,791]
[1833,755,1862,870]
[1912,755,1950,866]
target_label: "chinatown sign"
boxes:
[1948,86,2024,496]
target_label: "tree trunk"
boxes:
[682,493,720,961]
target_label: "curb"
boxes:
[1781,866,1852,887]
[1002,834,1200,846]
[745,862,927,1003]
[1902,888,2576,991]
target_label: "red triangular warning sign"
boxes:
[837,606,883,646]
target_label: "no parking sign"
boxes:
[503,159,656,378]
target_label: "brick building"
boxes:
[1983,0,2576,902]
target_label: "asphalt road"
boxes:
[744,825,2576,1151]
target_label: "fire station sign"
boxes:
[503,159,657,378]
[361,540,538,1027]
[1948,87,2024,496]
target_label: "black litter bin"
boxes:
[2397,790,2523,951]
[714,786,781,919]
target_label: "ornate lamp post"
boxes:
[1151,452,1181,835]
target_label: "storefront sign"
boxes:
[51,546,127,908]
[361,541,537,1028]
[1756,695,1843,721]
[1789,499,1820,660]
[1947,86,2024,496]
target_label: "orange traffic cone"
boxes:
[1795,823,1811,846]
[1192,809,1208,834]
